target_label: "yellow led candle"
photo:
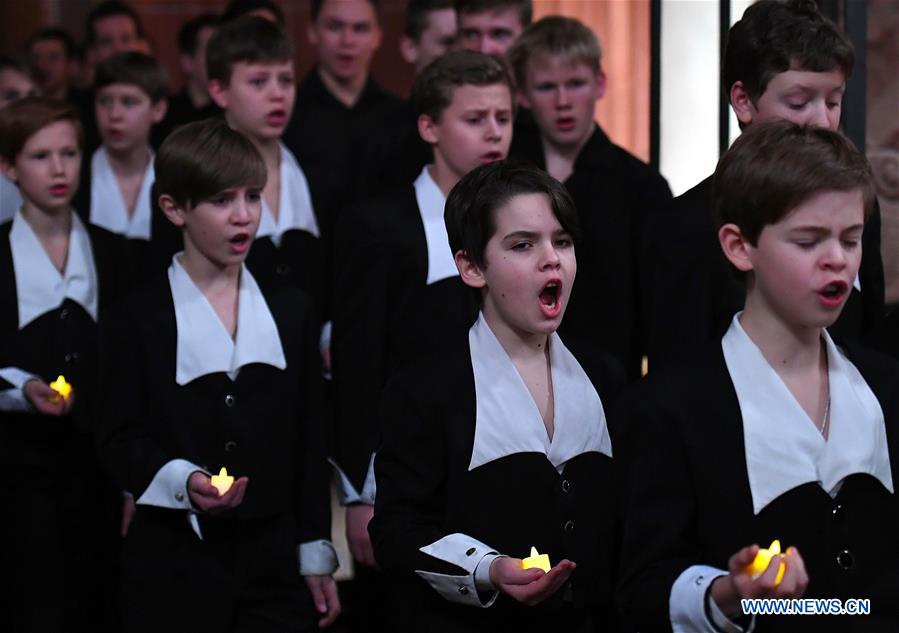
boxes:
[210,467,234,496]
[747,539,786,585]
[521,547,551,573]
[48,375,72,401]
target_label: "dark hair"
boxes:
[714,120,875,246]
[455,0,532,26]
[311,0,379,22]
[0,96,83,163]
[445,160,580,272]
[413,50,513,121]
[94,51,168,103]
[723,0,854,103]
[206,15,293,84]
[85,1,145,46]
[221,0,285,25]
[0,55,33,77]
[27,28,76,59]
[177,13,219,56]
[404,0,455,40]
[154,118,266,209]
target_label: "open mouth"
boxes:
[556,117,575,130]
[266,110,286,125]
[818,280,848,304]
[481,151,503,163]
[49,184,69,196]
[539,281,560,309]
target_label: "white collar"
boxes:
[168,255,287,385]
[89,146,154,240]
[414,166,458,286]
[0,173,21,225]
[722,313,894,514]
[10,209,98,328]
[257,143,320,247]
[468,313,612,473]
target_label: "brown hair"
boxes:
[412,49,513,121]
[507,16,601,89]
[94,51,168,103]
[154,118,266,209]
[0,96,82,163]
[206,15,293,85]
[455,0,531,26]
[714,120,875,245]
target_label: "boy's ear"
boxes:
[729,81,755,126]
[307,22,319,46]
[418,113,439,145]
[151,97,168,124]
[718,223,754,273]
[207,79,229,108]
[0,158,16,184]
[595,69,607,101]
[454,250,487,289]
[158,194,188,228]
[400,36,418,66]
[517,88,532,109]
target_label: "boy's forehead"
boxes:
[527,54,597,79]
[317,0,378,25]
[232,59,295,74]
[448,82,512,108]
[459,6,525,30]
[764,67,846,94]
[95,14,138,39]
[96,82,151,98]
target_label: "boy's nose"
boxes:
[807,102,832,129]
[49,153,65,174]
[485,117,502,140]
[556,88,571,108]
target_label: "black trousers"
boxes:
[120,507,317,633]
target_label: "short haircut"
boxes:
[177,13,219,56]
[93,51,168,103]
[404,0,455,40]
[154,118,266,209]
[413,49,513,121]
[0,96,83,163]
[714,120,875,246]
[206,15,293,85]
[507,16,601,89]
[311,0,379,21]
[723,0,854,103]
[85,1,145,47]
[455,0,532,26]
[27,28,77,59]
[446,160,580,270]
[221,0,285,25]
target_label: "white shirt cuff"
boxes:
[298,539,339,576]
[474,553,505,591]
[329,454,376,505]
[0,388,33,412]
[136,459,209,539]
[415,533,500,608]
[0,367,40,389]
[670,565,755,632]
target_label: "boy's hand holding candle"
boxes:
[188,470,249,514]
[490,554,576,606]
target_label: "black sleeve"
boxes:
[331,204,389,492]
[615,383,702,633]
[295,299,332,544]
[95,299,170,495]
[369,377,461,577]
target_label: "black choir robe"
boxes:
[510,124,673,379]
[283,67,407,240]
[616,343,899,633]
[96,273,331,532]
[369,331,625,633]
[331,185,478,495]
[0,220,133,632]
[641,176,886,370]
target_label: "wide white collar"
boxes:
[257,143,320,246]
[0,173,22,225]
[722,313,894,514]
[10,209,98,328]
[89,146,154,240]
[414,166,458,286]
[468,313,612,473]
[168,255,287,385]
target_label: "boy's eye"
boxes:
[354,23,371,34]
[556,237,573,248]
[122,96,138,107]
[496,113,511,124]
[63,148,79,158]
[246,191,262,203]
[250,77,267,87]
[30,151,49,160]
[535,83,555,92]
[567,79,587,89]
[461,29,479,41]
[787,101,808,110]
[511,242,531,251]
[827,101,841,109]
[795,240,817,249]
